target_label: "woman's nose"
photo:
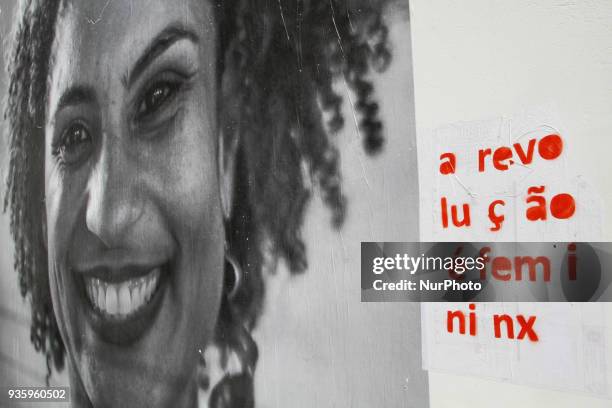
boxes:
[85,137,143,248]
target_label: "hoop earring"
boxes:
[224,250,241,299]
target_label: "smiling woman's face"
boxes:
[44,0,224,406]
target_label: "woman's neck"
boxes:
[68,364,199,408]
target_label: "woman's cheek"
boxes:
[45,164,90,332]
[162,112,218,221]
[46,167,87,259]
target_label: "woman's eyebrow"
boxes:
[124,24,199,89]
[56,85,96,112]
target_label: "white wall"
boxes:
[411,0,612,406]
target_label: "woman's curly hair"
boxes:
[4,0,399,405]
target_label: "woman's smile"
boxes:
[77,261,170,345]
[85,267,161,317]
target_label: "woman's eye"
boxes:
[136,81,178,119]
[54,122,93,166]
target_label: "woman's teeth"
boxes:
[84,268,161,318]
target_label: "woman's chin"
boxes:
[82,365,192,408]
[77,335,196,408]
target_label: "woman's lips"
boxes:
[84,267,161,317]
[77,263,169,345]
